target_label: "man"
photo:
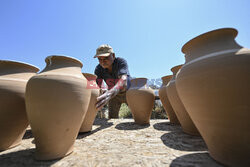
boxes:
[94,44,131,118]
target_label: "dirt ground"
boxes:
[0,118,224,167]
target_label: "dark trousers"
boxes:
[108,91,127,118]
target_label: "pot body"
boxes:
[80,73,100,132]
[25,55,91,160]
[176,28,250,166]
[0,61,39,150]
[159,75,180,124]
[126,78,155,125]
[167,65,199,135]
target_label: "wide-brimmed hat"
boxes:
[94,44,114,58]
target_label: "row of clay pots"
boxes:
[0,56,100,160]
[175,28,250,166]
[158,27,250,166]
[126,78,155,125]
[159,66,199,136]
[167,65,200,136]
[159,75,180,125]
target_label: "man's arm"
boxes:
[96,74,127,111]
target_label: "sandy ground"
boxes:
[0,118,224,167]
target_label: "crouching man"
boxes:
[94,44,132,118]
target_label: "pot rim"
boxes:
[171,64,183,73]
[181,28,238,54]
[131,77,148,81]
[161,75,173,81]
[45,55,83,67]
[0,60,40,72]
[82,73,97,79]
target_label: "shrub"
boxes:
[118,101,168,119]
[119,103,132,118]
[96,101,168,119]
[151,104,168,119]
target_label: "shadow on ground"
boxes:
[170,152,224,167]
[161,130,207,151]
[0,148,60,167]
[77,118,113,139]
[115,122,150,130]
[22,119,114,140]
[153,121,181,131]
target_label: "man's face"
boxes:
[97,53,115,69]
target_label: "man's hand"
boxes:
[96,91,112,111]
[95,74,128,111]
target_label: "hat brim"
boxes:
[93,53,111,58]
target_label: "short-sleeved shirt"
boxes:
[94,57,131,90]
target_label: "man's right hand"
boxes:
[96,90,112,111]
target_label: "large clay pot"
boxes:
[79,73,100,132]
[166,65,199,135]
[176,28,250,166]
[25,55,91,160]
[159,75,180,125]
[126,78,155,125]
[0,60,39,150]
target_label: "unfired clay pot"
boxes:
[159,75,180,125]
[79,73,100,132]
[0,60,39,150]
[126,78,155,125]
[25,55,91,160]
[176,28,250,166]
[166,65,199,135]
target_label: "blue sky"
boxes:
[0,0,249,81]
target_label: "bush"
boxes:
[96,101,168,119]
[118,102,168,119]
[119,103,132,118]
[151,104,168,119]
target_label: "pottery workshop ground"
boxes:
[0,118,224,167]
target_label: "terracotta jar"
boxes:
[79,73,100,132]
[0,60,39,150]
[25,55,91,160]
[159,75,180,125]
[166,65,199,135]
[126,78,155,125]
[176,28,250,166]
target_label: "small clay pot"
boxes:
[0,60,39,150]
[79,73,100,132]
[126,78,155,125]
[166,65,199,136]
[25,55,91,160]
[159,75,180,125]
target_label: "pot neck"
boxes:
[161,75,172,86]
[40,55,83,75]
[82,73,97,81]
[0,60,39,77]
[171,65,183,81]
[182,28,242,63]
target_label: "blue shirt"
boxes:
[94,57,131,90]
